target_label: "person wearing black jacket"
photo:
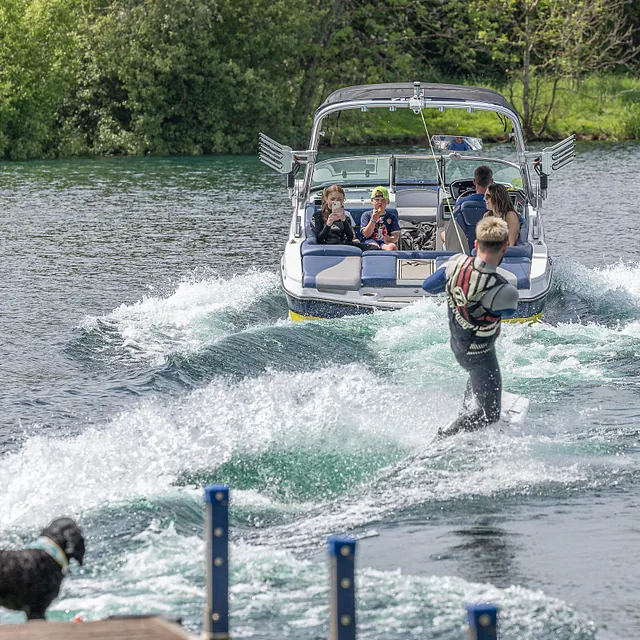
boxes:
[312,184,354,244]
[312,184,373,250]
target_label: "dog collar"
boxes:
[28,537,71,575]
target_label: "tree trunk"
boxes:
[535,76,560,138]
[522,10,533,140]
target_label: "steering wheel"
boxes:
[448,179,476,200]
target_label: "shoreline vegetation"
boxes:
[323,75,640,149]
[0,0,638,160]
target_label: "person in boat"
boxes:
[312,184,356,244]
[449,136,472,151]
[453,164,493,213]
[360,186,400,251]
[441,165,493,247]
[423,217,519,438]
[483,183,523,247]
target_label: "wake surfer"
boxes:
[423,218,519,437]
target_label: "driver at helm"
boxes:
[441,165,493,246]
[453,165,493,214]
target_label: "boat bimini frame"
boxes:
[259,81,575,225]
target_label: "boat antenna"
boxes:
[418,109,468,253]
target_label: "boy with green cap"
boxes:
[360,186,400,250]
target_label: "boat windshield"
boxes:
[310,155,523,191]
[395,157,440,186]
[445,158,523,189]
[311,156,391,189]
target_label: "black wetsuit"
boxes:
[423,254,519,436]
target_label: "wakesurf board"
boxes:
[437,391,530,439]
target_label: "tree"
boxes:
[0,0,81,158]
[473,0,640,138]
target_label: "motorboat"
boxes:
[259,82,574,322]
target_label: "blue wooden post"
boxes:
[328,536,356,640]
[204,485,229,640]
[466,603,498,640]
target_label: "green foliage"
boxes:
[0,0,638,158]
[0,0,82,159]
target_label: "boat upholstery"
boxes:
[500,258,531,289]
[301,241,362,257]
[472,244,533,259]
[302,255,362,290]
[360,248,532,289]
[469,245,533,288]
[301,200,533,290]
[361,250,457,288]
[455,200,487,249]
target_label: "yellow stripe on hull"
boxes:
[504,312,542,325]
[290,309,543,324]
[289,310,322,322]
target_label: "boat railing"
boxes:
[203,484,499,640]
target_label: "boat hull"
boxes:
[286,289,548,323]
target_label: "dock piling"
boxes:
[466,603,498,640]
[203,485,229,640]
[328,536,357,640]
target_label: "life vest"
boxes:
[445,256,509,344]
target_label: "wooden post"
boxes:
[204,485,229,640]
[328,536,356,640]
[466,603,498,640]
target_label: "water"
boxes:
[1,145,639,638]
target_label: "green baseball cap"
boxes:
[371,186,389,199]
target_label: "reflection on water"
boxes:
[447,521,520,588]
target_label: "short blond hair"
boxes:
[476,217,508,251]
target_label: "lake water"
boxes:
[1,143,639,639]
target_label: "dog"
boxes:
[0,517,85,620]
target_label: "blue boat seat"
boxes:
[469,244,532,289]
[301,240,362,257]
[471,244,533,259]
[361,250,457,288]
[504,244,533,259]
[455,200,487,249]
[302,253,362,290]
[500,258,531,289]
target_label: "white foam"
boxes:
[0,362,442,530]
[41,524,594,638]
[79,269,280,364]
[554,258,640,311]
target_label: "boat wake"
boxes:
[74,269,286,367]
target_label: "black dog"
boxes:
[0,517,85,620]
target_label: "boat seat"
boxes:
[471,244,533,259]
[455,200,487,249]
[302,252,362,290]
[301,239,362,257]
[470,246,532,289]
[361,250,457,288]
[505,244,533,259]
[500,258,531,289]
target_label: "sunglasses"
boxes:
[373,195,386,200]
